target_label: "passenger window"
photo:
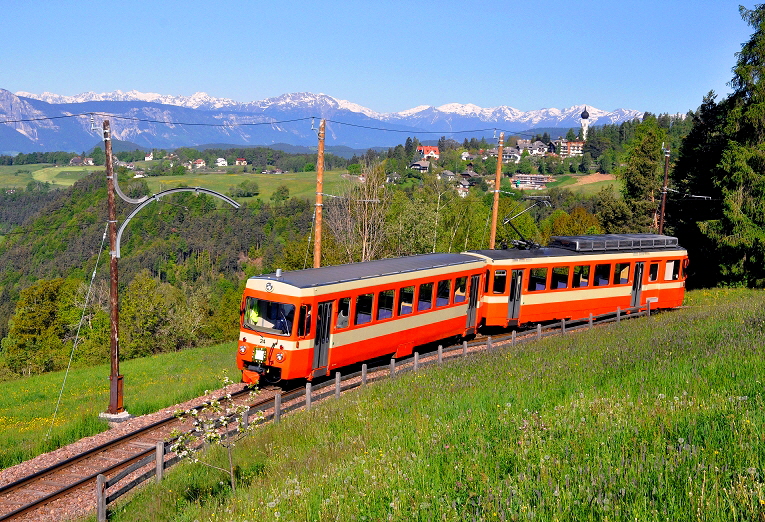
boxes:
[436,280,451,307]
[648,263,659,282]
[418,282,433,311]
[665,260,680,280]
[493,270,507,294]
[551,266,569,289]
[527,267,548,291]
[572,265,590,288]
[399,286,414,315]
[484,270,490,292]
[594,264,611,286]
[614,263,630,285]
[377,289,394,320]
[355,293,373,325]
[336,297,350,329]
[454,276,467,303]
[297,304,312,337]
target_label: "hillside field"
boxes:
[102,287,764,521]
[143,169,348,202]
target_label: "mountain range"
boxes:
[0,89,644,155]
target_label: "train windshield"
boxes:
[243,297,295,336]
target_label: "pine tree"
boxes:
[672,5,765,287]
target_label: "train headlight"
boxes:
[276,352,285,362]
[238,345,247,354]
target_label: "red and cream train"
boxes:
[236,234,688,384]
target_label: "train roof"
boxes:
[470,234,685,261]
[252,253,482,289]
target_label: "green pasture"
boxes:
[101,288,765,521]
[571,178,621,196]
[0,164,104,190]
[144,169,348,202]
[0,164,47,189]
[0,341,238,470]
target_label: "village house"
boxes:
[409,160,430,172]
[235,158,247,166]
[417,145,440,160]
[193,159,206,169]
[216,158,228,167]
[551,139,584,157]
[144,151,153,161]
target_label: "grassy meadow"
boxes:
[0,342,238,470]
[92,288,765,521]
[143,169,348,202]
[0,164,104,190]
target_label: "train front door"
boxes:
[507,269,524,323]
[313,301,332,373]
[631,262,644,308]
[465,274,480,334]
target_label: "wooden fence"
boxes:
[96,303,651,520]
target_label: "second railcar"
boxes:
[472,234,688,328]
[236,253,486,384]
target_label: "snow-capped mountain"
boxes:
[1,89,644,154]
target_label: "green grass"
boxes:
[145,169,349,202]
[544,174,576,189]
[0,341,238,470]
[570,178,621,197]
[103,288,765,521]
[0,164,48,189]
[0,164,105,190]
[32,166,104,186]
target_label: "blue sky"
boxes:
[0,0,753,114]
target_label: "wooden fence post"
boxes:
[96,474,106,522]
[589,313,593,329]
[647,300,651,317]
[155,442,164,483]
[512,330,516,346]
[487,336,492,350]
[335,372,341,398]
[390,358,396,378]
[462,340,467,356]
[361,363,367,386]
[537,324,542,340]
[616,307,621,324]
[413,352,419,372]
[274,392,282,424]
[561,318,566,334]
[305,382,312,411]
[242,410,249,430]
[438,344,443,364]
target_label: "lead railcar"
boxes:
[236,253,486,384]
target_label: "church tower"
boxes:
[580,106,590,141]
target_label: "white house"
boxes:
[144,151,153,161]
[216,158,228,167]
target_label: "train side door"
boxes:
[465,274,480,333]
[313,301,333,372]
[507,269,524,320]
[631,262,644,308]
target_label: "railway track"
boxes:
[0,305,648,520]
[0,386,285,521]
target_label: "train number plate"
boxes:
[253,349,266,362]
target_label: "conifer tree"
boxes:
[673,5,765,287]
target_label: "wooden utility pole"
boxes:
[658,146,670,235]
[489,132,505,249]
[313,119,326,268]
[103,121,124,415]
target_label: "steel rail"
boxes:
[0,386,267,520]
